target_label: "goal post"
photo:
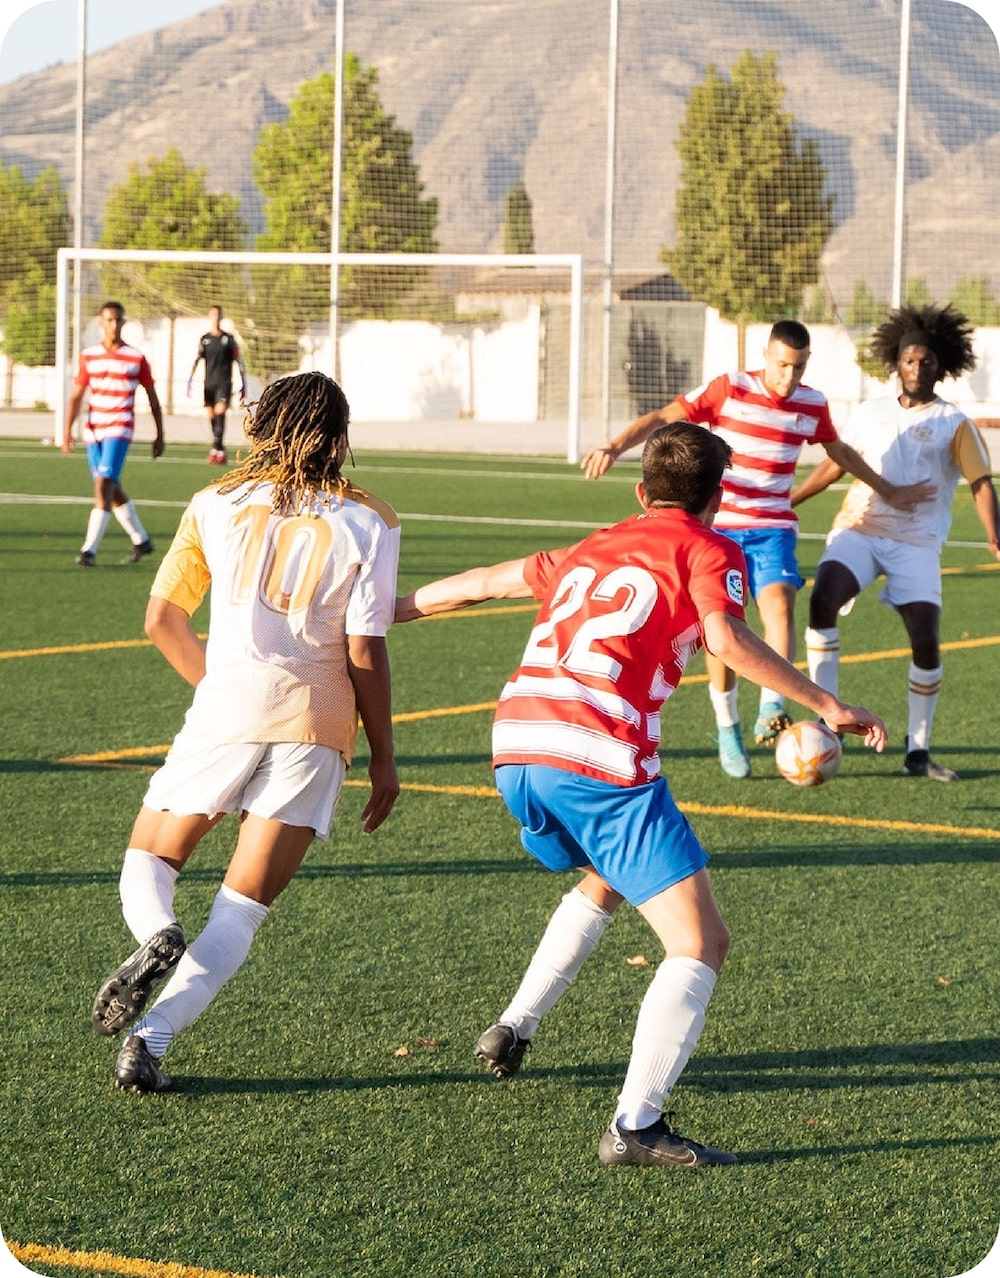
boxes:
[55,247,586,461]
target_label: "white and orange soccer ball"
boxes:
[774,720,842,787]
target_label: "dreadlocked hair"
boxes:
[219,372,352,514]
[868,303,976,380]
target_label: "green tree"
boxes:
[846,280,885,328]
[0,163,71,370]
[99,148,249,319]
[253,53,438,362]
[949,275,1000,326]
[904,277,932,310]
[503,180,535,255]
[663,51,833,365]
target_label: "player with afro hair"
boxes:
[796,303,999,780]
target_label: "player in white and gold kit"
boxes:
[797,304,1000,781]
[91,372,401,1092]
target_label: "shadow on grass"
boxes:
[733,1132,1000,1164]
[169,1036,1000,1102]
[5,831,1000,889]
[0,857,536,889]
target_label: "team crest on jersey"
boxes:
[725,569,745,605]
[913,424,934,442]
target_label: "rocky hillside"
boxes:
[1,0,998,304]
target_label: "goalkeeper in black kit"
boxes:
[187,304,248,464]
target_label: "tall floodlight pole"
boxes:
[329,0,346,380]
[890,0,911,308]
[600,0,620,441]
[58,0,87,444]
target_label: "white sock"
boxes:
[708,685,739,729]
[134,885,270,1060]
[805,626,840,696]
[907,663,942,752]
[81,508,111,555]
[498,888,613,1038]
[113,500,148,544]
[758,689,783,710]
[119,847,179,943]
[615,956,717,1131]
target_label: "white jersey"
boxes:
[832,396,992,549]
[150,479,400,761]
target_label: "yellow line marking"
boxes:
[53,751,998,842]
[3,619,1000,664]
[6,1239,270,1278]
[678,801,1000,842]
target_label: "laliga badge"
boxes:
[725,569,745,605]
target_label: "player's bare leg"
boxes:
[753,581,797,745]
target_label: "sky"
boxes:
[0,0,225,84]
[0,0,999,85]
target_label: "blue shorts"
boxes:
[494,764,709,906]
[721,526,803,596]
[86,436,131,483]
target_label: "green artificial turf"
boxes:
[1,438,997,1278]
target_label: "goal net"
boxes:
[4,0,1000,444]
[55,248,586,458]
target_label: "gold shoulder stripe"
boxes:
[342,483,400,529]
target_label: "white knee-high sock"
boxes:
[119,847,180,943]
[907,663,943,751]
[112,500,148,544]
[708,685,739,729]
[805,626,840,696]
[81,508,111,555]
[616,956,717,1131]
[134,885,270,1059]
[499,888,613,1038]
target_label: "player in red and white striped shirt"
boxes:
[582,321,932,779]
[397,421,886,1168]
[62,301,165,567]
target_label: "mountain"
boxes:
[1,0,998,307]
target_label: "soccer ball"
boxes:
[774,721,842,787]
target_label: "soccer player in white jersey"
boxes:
[91,371,401,1093]
[581,321,931,779]
[796,303,1000,781]
[62,301,165,566]
[396,422,887,1168]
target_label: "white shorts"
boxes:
[820,528,942,609]
[144,737,347,839]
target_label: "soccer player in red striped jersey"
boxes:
[62,301,165,567]
[581,321,932,778]
[396,421,887,1168]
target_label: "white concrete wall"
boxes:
[8,310,1000,423]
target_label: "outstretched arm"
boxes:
[790,456,846,508]
[703,611,887,750]
[581,401,690,479]
[395,557,532,621]
[347,633,399,834]
[823,436,936,510]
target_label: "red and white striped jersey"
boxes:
[677,371,837,531]
[492,507,747,786]
[150,479,400,762]
[74,342,155,443]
